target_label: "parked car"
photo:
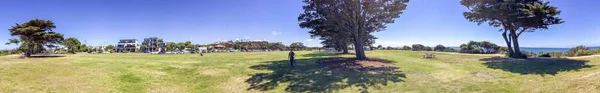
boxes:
[166,51,174,54]
[176,50,184,54]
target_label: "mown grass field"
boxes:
[1,50,600,92]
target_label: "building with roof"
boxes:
[142,37,166,52]
[116,39,139,53]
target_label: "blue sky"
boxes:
[1,0,598,49]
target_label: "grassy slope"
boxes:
[0,50,599,92]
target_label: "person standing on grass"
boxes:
[289,49,295,67]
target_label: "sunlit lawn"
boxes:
[1,50,600,92]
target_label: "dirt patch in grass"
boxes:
[137,69,167,76]
[576,72,600,80]
[198,68,229,76]
[221,77,259,93]
[147,82,188,93]
[316,57,400,72]
[474,72,495,79]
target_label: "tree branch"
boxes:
[516,27,530,37]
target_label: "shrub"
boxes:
[443,48,457,52]
[459,41,501,54]
[472,48,484,54]
[575,50,592,56]
[402,45,411,50]
[497,47,508,53]
[521,51,536,57]
[567,45,589,57]
[549,52,564,58]
[434,45,446,51]
[411,44,425,51]
[424,46,433,51]
[538,52,551,57]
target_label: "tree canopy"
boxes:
[289,42,306,51]
[63,37,81,54]
[7,19,64,57]
[461,0,563,58]
[299,0,409,60]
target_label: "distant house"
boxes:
[116,39,139,52]
[142,37,166,52]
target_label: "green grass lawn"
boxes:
[1,50,600,92]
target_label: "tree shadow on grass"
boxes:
[481,57,593,76]
[301,52,355,58]
[246,57,405,93]
[28,55,65,58]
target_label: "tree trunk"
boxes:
[510,30,526,58]
[24,43,33,57]
[341,42,349,54]
[353,33,368,60]
[502,31,514,57]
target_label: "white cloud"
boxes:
[271,31,282,36]
[306,39,314,41]
[244,36,250,39]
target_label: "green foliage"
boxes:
[176,42,186,50]
[411,44,425,51]
[290,42,306,51]
[63,37,81,54]
[472,48,484,54]
[80,44,89,52]
[105,45,115,53]
[461,0,563,59]
[498,47,508,53]
[5,38,20,45]
[299,0,409,60]
[386,46,393,50]
[575,50,593,57]
[402,45,411,50]
[551,52,564,58]
[567,45,589,57]
[0,49,20,56]
[538,51,567,58]
[166,42,176,50]
[445,48,457,52]
[268,42,286,51]
[139,45,147,52]
[459,41,502,54]
[184,41,193,49]
[521,51,536,58]
[538,52,551,57]
[7,19,65,57]
[424,46,433,51]
[434,45,446,51]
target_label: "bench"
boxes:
[423,53,436,58]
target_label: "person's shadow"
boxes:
[481,57,593,76]
[245,57,405,92]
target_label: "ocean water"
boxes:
[522,47,599,54]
